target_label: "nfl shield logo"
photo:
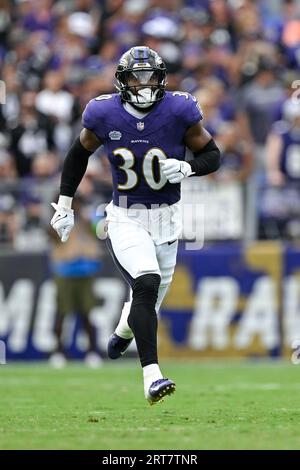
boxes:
[137,122,144,131]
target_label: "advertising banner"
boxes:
[1,242,300,359]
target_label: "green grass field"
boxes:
[1,360,300,450]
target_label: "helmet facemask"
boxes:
[116,67,167,109]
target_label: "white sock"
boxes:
[143,363,163,397]
[115,301,134,339]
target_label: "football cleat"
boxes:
[107,333,133,359]
[146,378,176,405]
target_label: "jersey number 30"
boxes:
[113,148,168,191]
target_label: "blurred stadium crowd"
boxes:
[0,0,300,249]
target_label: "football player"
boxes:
[51,46,220,405]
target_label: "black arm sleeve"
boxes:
[189,139,221,176]
[60,137,93,197]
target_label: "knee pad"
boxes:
[132,273,161,306]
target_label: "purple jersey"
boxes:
[82,91,202,208]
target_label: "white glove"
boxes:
[50,202,74,242]
[160,159,195,184]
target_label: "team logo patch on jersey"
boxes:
[109,130,122,140]
[137,122,144,131]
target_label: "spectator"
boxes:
[49,195,103,368]
[10,91,55,177]
[259,98,300,239]
[237,58,286,148]
[215,122,253,183]
[0,0,299,246]
[266,98,300,186]
[36,71,74,123]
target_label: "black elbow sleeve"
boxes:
[60,137,93,197]
[189,139,221,176]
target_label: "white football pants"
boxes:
[106,201,180,338]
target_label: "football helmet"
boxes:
[115,46,167,109]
